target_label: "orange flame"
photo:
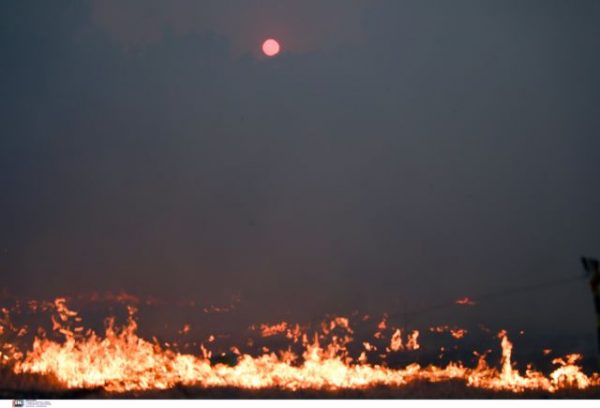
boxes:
[258,322,288,337]
[2,299,598,394]
[450,329,467,339]
[389,329,403,352]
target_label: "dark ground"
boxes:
[1,382,599,399]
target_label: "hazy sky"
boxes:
[1,1,599,333]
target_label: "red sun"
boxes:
[262,38,280,57]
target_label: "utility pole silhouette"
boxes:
[581,257,600,356]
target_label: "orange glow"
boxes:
[389,329,403,352]
[259,321,288,337]
[407,330,420,350]
[262,38,280,57]
[450,329,467,339]
[456,297,476,306]
[429,325,467,339]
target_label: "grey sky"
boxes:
[1,0,599,334]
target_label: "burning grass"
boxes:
[0,295,599,398]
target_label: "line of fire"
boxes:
[1,258,599,398]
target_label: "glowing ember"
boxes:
[429,325,468,339]
[450,329,467,339]
[456,297,476,306]
[258,321,288,337]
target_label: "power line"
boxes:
[392,274,586,322]
[305,274,587,327]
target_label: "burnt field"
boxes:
[1,380,599,399]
